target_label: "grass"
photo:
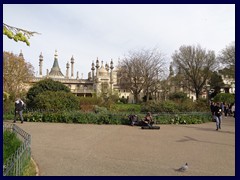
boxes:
[3,130,22,164]
[3,130,37,176]
[23,158,37,176]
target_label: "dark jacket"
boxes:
[214,105,222,117]
[15,101,24,111]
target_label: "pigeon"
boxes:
[175,163,188,172]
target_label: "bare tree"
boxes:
[172,45,216,100]
[217,42,235,77]
[3,51,34,98]
[118,48,166,103]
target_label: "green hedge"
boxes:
[33,91,80,111]
[154,112,212,124]
[20,111,211,125]
[23,111,130,125]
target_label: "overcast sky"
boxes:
[3,4,235,78]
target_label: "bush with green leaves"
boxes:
[79,96,103,112]
[141,100,180,113]
[22,109,211,125]
[23,110,129,125]
[213,93,235,104]
[154,112,211,124]
[26,78,70,108]
[111,103,141,113]
[33,91,79,111]
[169,92,188,102]
[141,98,210,113]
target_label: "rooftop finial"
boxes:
[54,50,58,59]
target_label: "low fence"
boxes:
[3,124,31,176]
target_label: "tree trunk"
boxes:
[134,93,139,104]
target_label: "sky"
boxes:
[3,4,235,78]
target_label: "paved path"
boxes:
[4,117,235,176]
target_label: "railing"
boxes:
[3,124,31,176]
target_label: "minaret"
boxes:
[19,50,24,59]
[95,58,100,78]
[66,62,70,79]
[39,52,43,77]
[71,56,74,78]
[95,58,100,95]
[76,71,79,79]
[110,59,114,91]
[91,61,95,82]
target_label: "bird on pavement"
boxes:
[175,163,188,172]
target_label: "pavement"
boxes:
[4,116,235,176]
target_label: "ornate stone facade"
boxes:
[26,50,136,102]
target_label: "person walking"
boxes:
[13,97,25,123]
[214,102,222,130]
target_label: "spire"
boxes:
[71,55,74,63]
[39,52,43,60]
[54,50,58,59]
[19,50,24,59]
[39,52,43,76]
[91,61,95,70]
[49,50,64,77]
[70,55,74,78]
[96,57,100,69]
[110,59,114,70]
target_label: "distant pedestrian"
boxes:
[224,103,229,117]
[14,97,25,123]
[210,101,216,121]
[231,103,235,118]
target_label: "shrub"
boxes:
[26,78,70,108]
[23,110,129,125]
[22,109,211,125]
[142,100,180,113]
[213,93,235,104]
[194,98,209,112]
[169,92,188,102]
[141,98,210,113]
[79,96,102,105]
[34,91,79,111]
[154,112,211,124]
[111,103,141,113]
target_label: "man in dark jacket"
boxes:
[214,102,222,130]
[13,98,25,123]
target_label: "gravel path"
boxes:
[4,117,235,176]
